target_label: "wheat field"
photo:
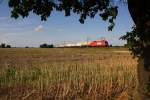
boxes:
[0,48,137,100]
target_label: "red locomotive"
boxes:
[88,40,109,47]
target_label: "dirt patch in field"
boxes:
[112,51,129,53]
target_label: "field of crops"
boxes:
[0,47,137,100]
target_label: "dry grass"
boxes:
[0,48,137,100]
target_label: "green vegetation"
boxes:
[40,43,54,48]
[0,43,11,48]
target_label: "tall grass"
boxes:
[0,48,137,100]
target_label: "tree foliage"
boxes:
[120,23,150,58]
[0,43,11,48]
[8,0,118,31]
[120,26,141,57]
[40,43,54,48]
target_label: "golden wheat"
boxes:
[0,48,137,100]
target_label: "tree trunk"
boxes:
[134,49,150,100]
[127,0,150,99]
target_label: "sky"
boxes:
[0,1,134,47]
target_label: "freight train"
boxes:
[88,40,109,47]
[58,40,109,47]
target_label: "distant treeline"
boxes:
[0,43,127,48]
[39,43,54,48]
[0,43,11,48]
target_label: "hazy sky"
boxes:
[0,1,134,47]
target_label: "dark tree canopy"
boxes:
[8,0,118,31]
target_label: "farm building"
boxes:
[88,40,109,47]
